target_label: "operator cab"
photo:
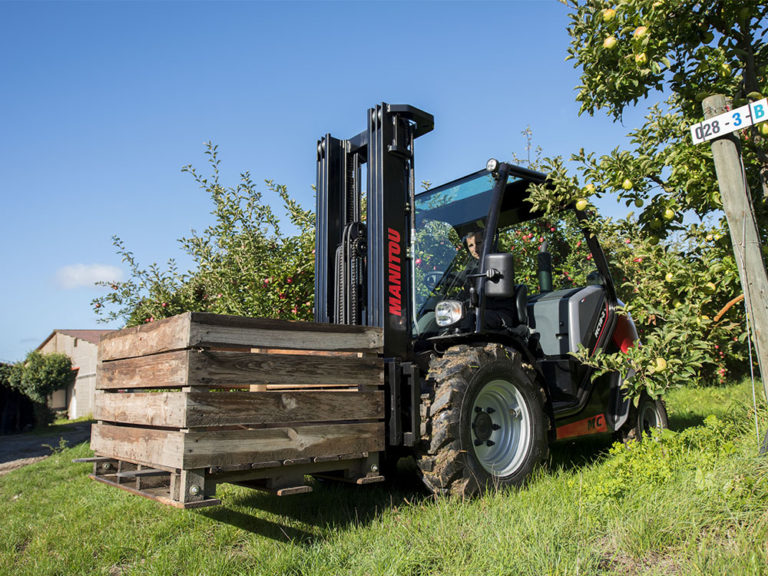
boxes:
[412,166,615,407]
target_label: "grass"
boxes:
[1,379,767,575]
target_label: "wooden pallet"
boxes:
[90,312,385,508]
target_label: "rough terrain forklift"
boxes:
[315,103,667,496]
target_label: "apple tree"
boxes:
[93,143,315,326]
[527,0,768,394]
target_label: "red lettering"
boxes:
[556,413,608,440]
[387,227,403,317]
[388,242,400,263]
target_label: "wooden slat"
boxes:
[94,391,187,427]
[182,422,384,468]
[115,468,169,479]
[99,313,192,362]
[91,423,185,469]
[90,475,221,509]
[188,313,383,352]
[99,313,383,363]
[188,350,384,388]
[97,350,190,390]
[184,390,384,428]
[262,384,364,390]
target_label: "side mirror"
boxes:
[538,241,553,293]
[484,253,516,298]
[587,270,603,285]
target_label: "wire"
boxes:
[744,288,760,447]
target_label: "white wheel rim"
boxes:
[470,378,532,477]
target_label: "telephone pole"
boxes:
[702,95,768,445]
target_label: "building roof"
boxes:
[37,329,116,350]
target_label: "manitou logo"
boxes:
[387,227,403,317]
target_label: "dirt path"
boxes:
[0,421,92,476]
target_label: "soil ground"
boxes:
[0,421,92,476]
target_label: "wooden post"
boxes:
[703,94,768,401]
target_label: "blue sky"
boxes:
[0,0,648,363]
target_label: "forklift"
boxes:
[315,103,667,496]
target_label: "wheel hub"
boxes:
[470,379,532,476]
[473,409,494,443]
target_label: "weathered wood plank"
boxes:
[96,348,383,390]
[94,391,187,427]
[97,350,190,390]
[188,313,383,352]
[99,313,383,363]
[188,350,384,388]
[182,422,384,468]
[99,313,192,362]
[185,390,384,427]
[91,423,185,469]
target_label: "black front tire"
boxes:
[617,392,668,442]
[417,344,548,497]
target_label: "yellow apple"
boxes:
[622,178,634,190]
[663,208,675,221]
[576,198,589,211]
[633,26,648,39]
[602,8,617,22]
[603,36,618,49]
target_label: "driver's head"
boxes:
[465,230,484,260]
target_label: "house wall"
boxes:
[40,334,100,419]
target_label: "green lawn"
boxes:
[1,380,766,575]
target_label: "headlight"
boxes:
[435,300,463,327]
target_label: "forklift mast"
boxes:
[315,103,433,358]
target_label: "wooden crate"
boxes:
[89,312,385,507]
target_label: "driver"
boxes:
[442,224,520,333]
[465,229,484,260]
[415,224,487,335]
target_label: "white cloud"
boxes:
[56,264,124,289]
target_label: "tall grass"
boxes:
[1,379,766,575]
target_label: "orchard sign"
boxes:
[690,98,768,144]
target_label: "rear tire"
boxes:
[617,392,668,442]
[417,344,548,497]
